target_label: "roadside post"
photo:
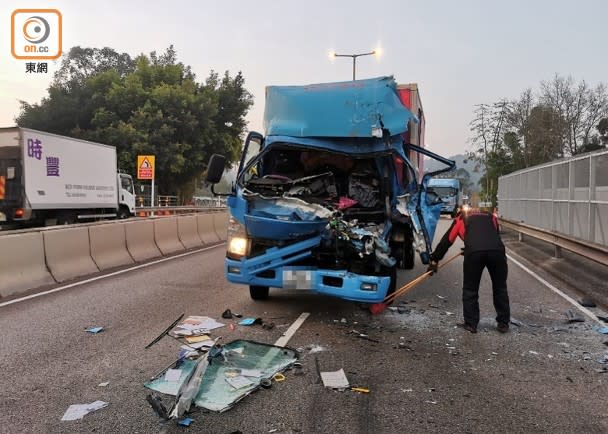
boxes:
[137,155,155,216]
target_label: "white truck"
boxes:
[0,127,135,227]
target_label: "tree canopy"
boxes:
[469,74,608,205]
[17,46,253,198]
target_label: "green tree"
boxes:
[16,46,253,200]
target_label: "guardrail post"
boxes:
[589,155,596,243]
[554,244,562,259]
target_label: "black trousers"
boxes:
[462,250,510,326]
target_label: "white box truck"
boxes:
[0,127,135,227]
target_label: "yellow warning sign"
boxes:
[137,155,155,180]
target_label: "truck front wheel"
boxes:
[117,206,130,219]
[249,285,269,300]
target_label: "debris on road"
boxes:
[565,310,585,323]
[61,400,108,421]
[320,368,350,389]
[596,326,608,334]
[238,317,262,326]
[351,386,370,393]
[178,417,194,426]
[579,298,597,308]
[306,344,326,354]
[510,318,523,327]
[145,340,297,414]
[98,382,109,387]
[85,326,104,334]
[350,329,380,343]
[597,315,608,323]
[222,309,242,319]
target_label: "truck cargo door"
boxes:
[0,158,21,203]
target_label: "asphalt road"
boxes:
[1,219,607,433]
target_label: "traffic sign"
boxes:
[137,155,155,180]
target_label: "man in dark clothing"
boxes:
[429,208,510,334]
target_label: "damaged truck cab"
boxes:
[207,77,454,303]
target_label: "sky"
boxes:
[1,0,606,157]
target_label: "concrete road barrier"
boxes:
[177,215,203,249]
[197,213,220,244]
[44,227,99,282]
[89,223,134,270]
[125,220,162,261]
[154,217,185,255]
[0,232,55,298]
[213,211,229,241]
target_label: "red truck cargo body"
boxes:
[397,84,425,180]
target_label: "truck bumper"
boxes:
[226,260,391,303]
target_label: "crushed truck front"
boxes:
[208,76,453,303]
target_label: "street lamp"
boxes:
[330,49,379,80]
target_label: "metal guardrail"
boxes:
[498,149,608,247]
[500,217,608,266]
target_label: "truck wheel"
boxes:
[57,212,76,225]
[117,206,130,219]
[249,285,269,300]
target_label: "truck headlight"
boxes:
[227,218,250,259]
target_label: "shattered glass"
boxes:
[194,340,297,412]
[145,340,297,413]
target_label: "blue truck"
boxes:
[206,77,454,303]
[427,178,462,217]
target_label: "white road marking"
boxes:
[0,243,226,308]
[506,253,603,326]
[274,312,310,347]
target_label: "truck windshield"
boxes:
[429,186,457,198]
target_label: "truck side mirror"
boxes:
[206,154,226,184]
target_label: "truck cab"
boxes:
[207,77,454,303]
[427,178,462,217]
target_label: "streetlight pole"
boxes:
[332,50,376,80]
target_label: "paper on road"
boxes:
[61,400,108,421]
[320,369,350,389]
[177,316,224,332]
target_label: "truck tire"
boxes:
[117,206,130,219]
[57,211,76,225]
[249,285,269,300]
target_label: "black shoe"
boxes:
[463,323,477,334]
[497,323,509,333]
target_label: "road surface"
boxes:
[1,219,607,433]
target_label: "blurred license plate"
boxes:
[0,212,6,222]
[282,270,312,290]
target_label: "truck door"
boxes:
[237,132,263,179]
[403,144,455,263]
[119,174,136,214]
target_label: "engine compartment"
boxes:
[240,146,398,274]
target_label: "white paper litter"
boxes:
[320,369,349,389]
[177,316,224,332]
[61,401,108,421]
[97,382,109,387]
